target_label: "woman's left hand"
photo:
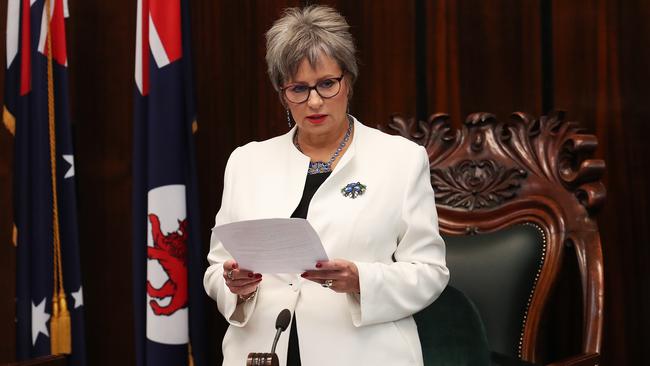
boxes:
[301,259,360,294]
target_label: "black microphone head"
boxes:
[275,309,291,331]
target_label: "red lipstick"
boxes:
[306,114,327,124]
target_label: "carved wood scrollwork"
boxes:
[383,111,606,212]
[432,159,527,210]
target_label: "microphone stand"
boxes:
[246,353,278,366]
[246,309,291,366]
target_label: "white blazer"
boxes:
[204,117,449,366]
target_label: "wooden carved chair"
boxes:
[383,112,605,366]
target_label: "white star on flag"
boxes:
[32,298,50,345]
[71,286,84,309]
[63,154,75,178]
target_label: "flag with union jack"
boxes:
[132,0,208,365]
[3,0,85,364]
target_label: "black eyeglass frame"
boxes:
[281,74,345,104]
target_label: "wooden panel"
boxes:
[602,1,650,364]
[552,0,650,365]
[424,0,461,122]
[425,0,542,126]
[66,1,136,365]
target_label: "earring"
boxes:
[286,109,292,128]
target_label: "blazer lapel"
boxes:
[276,126,311,217]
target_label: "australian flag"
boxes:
[3,0,85,364]
[132,0,208,365]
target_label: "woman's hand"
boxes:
[223,259,262,299]
[301,259,360,294]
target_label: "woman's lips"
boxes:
[306,114,327,124]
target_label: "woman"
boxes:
[204,5,449,366]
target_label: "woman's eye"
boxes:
[318,79,335,89]
[290,85,308,93]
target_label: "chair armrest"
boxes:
[546,353,600,366]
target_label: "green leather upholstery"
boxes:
[414,286,491,366]
[443,224,545,359]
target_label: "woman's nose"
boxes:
[307,89,323,108]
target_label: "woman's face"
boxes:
[283,52,349,139]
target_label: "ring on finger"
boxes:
[227,269,235,280]
[322,279,333,288]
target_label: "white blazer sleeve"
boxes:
[348,146,449,326]
[203,148,258,326]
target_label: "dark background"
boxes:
[1,0,648,365]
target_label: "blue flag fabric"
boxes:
[132,0,208,365]
[4,0,86,364]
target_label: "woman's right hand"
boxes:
[223,259,262,298]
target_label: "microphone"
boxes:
[246,309,292,366]
[271,309,291,354]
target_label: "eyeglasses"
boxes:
[281,74,345,104]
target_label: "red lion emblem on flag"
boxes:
[147,213,188,316]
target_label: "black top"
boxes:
[287,172,331,366]
[290,172,332,219]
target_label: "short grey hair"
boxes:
[265,5,358,94]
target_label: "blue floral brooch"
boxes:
[341,182,367,199]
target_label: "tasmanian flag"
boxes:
[3,0,85,364]
[132,0,208,365]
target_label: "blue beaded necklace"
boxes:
[294,118,353,175]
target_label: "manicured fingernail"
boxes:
[315,263,322,268]
[255,273,262,279]
[232,263,239,269]
[247,273,254,278]
[301,272,308,278]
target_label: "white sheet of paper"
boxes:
[211,218,329,273]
